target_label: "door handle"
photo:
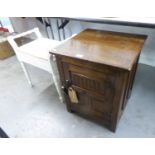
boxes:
[61,85,68,95]
[61,80,71,95]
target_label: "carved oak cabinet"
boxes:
[50,29,147,132]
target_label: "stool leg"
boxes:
[53,73,63,102]
[51,68,64,103]
[20,62,33,87]
[49,54,64,103]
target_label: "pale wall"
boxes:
[9,17,155,67]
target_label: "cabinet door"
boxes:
[61,61,117,125]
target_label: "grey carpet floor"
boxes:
[0,56,155,137]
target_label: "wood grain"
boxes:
[52,29,147,70]
[50,29,147,132]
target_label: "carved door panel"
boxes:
[62,62,117,123]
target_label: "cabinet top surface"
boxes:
[51,29,147,70]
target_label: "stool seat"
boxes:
[19,38,60,60]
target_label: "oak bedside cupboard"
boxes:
[50,29,147,132]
